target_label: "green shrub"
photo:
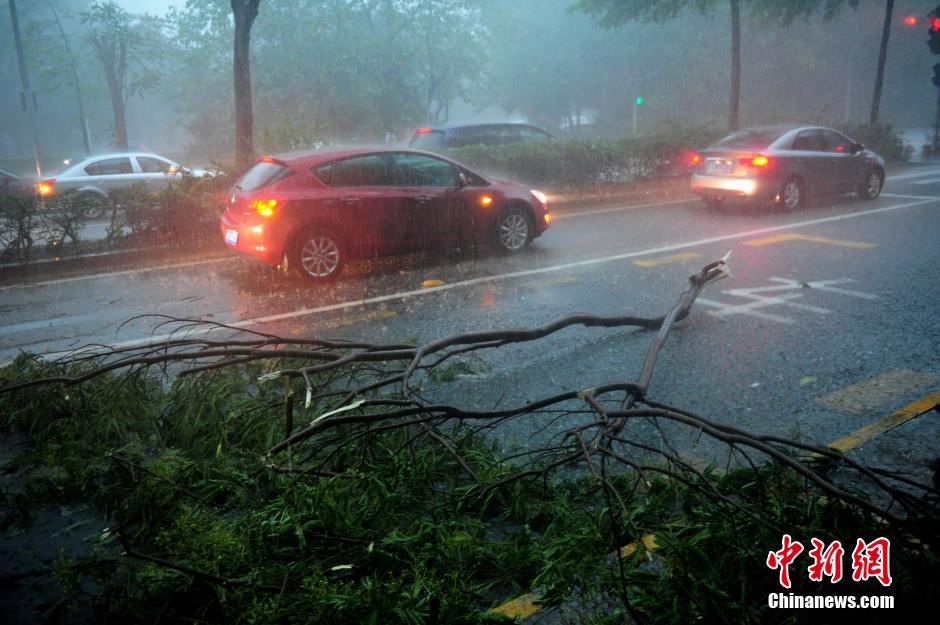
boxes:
[110,168,236,245]
[840,122,913,162]
[448,129,724,186]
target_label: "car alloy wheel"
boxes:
[78,193,109,220]
[781,180,803,210]
[496,208,531,252]
[298,233,341,280]
[863,171,882,200]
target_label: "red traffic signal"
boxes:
[933,17,940,31]
[904,15,918,26]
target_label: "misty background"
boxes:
[1,0,937,171]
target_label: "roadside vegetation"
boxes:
[1,302,937,623]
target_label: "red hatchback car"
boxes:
[221,147,550,282]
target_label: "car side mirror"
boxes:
[457,172,469,188]
[853,143,864,153]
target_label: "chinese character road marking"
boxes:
[743,232,876,249]
[696,277,877,324]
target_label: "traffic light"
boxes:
[635,96,644,106]
[933,62,940,88]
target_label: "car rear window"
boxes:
[713,130,785,150]
[236,161,292,191]
[410,131,444,150]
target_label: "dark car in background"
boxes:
[409,122,554,152]
[0,167,34,199]
[691,125,885,210]
[221,147,551,282]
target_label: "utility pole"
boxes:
[869,0,895,125]
[8,0,43,176]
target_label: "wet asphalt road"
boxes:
[2,169,939,475]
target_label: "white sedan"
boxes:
[36,152,212,218]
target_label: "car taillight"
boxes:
[741,156,770,168]
[251,198,277,217]
[416,127,432,134]
[690,152,701,165]
[36,179,55,196]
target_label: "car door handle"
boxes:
[342,196,360,205]
[415,194,433,203]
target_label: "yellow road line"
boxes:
[816,369,937,415]
[632,252,703,268]
[312,310,396,331]
[488,533,660,619]
[743,232,875,249]
[824,390,940,454]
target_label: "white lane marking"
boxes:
[554,197,695,219]
[911,176,940,185]
[885,167,940,181]
[0,257,230,291]
[880,193,940,200]
[14,195,935,363]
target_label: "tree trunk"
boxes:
[869,0,894,125]
[93,36,128,150]
[231,0,261,170]
[728,0,740,131]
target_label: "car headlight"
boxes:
[531,190,547,205]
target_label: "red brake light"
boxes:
[251,198,277,217]
[36,179,55,196]
[416,127,432,134]
[260,156,275,163]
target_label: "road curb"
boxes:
[0,243,230,285]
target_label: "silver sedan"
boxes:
[36,152,211,218]
[691,125,885,210]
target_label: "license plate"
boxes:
[225,229,238,245]
[707,159,733,174]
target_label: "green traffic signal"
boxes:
[635,96,644,106]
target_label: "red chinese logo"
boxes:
[767,534,804,589]
[807,538,844,583]
[767,535,892,588]
[851,537,893,587]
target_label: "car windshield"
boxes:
[235,161,291,190]
[410,130,444,150]
[712,129,787,150]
